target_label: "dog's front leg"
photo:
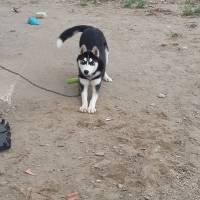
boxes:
[88,78,102,114]
[79,78,89,112]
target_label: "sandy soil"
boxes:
[0,0,200,199]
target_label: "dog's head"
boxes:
[77,45,100,77]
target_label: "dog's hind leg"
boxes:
[103,48,112,82]
[104,72,112,82]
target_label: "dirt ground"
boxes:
[0,0,200,199]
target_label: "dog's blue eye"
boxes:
[81,60,86,65]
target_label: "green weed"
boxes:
[182,0,200,16]
[122,0,145,9]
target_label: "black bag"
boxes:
[0,119,11,151]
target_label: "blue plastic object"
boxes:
[27,16,40,25]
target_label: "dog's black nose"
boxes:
[84,70,89,75]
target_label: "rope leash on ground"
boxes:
[0,64,80,97]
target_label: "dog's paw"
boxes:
[104,77,112,82]
[87,105,96,114]
[103,74,112,82]
[79,105,88,113]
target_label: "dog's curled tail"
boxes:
[56,25,92,48]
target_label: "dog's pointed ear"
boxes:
[80,45,87,54]
[92,46,99,57]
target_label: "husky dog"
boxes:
[57,25,112,113]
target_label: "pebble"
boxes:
[39,143,50,146]
[188,23,197,28]
[160,43,167,47]
[11,7,20,13]
[96,179,102,183]
[117,184,123,189]
[57,145,65,147]
[115,107,121,111]
[35,12,47,19]
[105,117,113,121]
[176,119,182,123]
[157,93,166,98]
[95,151,105,156]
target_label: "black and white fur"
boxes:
[57,25,112,113]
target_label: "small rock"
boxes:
[176,119,182,123]
[172,42,179,46]
[182,46,188,50]
[117,184,123,189]
[189,23,197,29]
[96,179,101,183]
[160,43,167,47]
[25,169,35,176]
[105,117,112,121]
[79,140,84,143]
[11,7,20,13]
[157,93,166,98]
[57,145,65,147]
[66,192,79,200]
[114,106,121,111]
[129,194,133,197]
[150,103,156,107]
[35,12,47,19]
[95,151,105,156]
[39,143,50,146]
